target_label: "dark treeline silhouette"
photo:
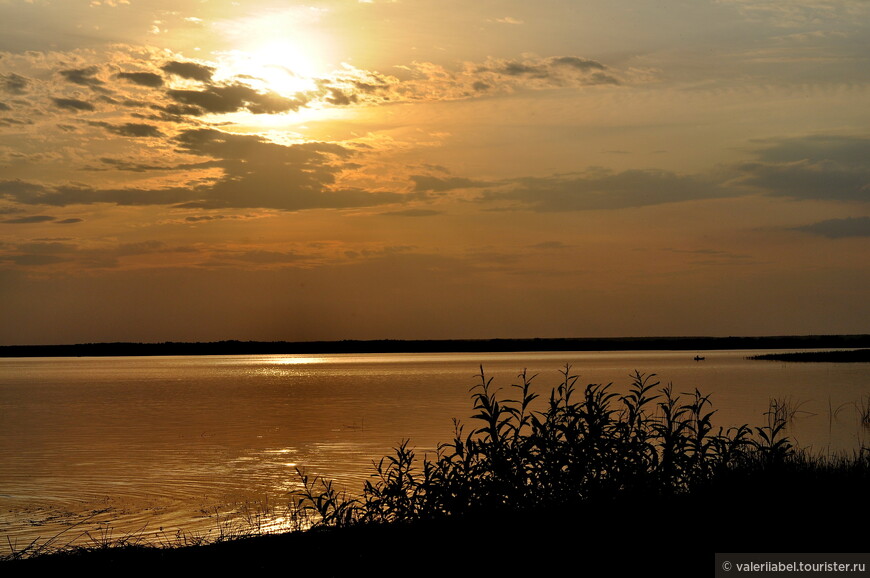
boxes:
[2,334,870,357]
[748,348,870,362]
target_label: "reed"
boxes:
[857,394,870,427]
[294,365,853,528]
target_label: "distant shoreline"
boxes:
[1,334,869,358]
[747,348,870,362]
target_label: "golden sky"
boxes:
[1,0,868,344]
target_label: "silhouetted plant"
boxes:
[753,399,794,466]
[293,365,821,528]
[293,468,358,529]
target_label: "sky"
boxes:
[0,0,868,345]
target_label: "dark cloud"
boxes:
[52,97,95,111]
[587,72,621,85]
[166,83,306,115]
[55,218,83,224]
[15,241,77,253]
[0,117,33,127]
[229,250,303,264]
[1,130,403,211]
[550,56,606,72]
[1,72,30,95]
[173,129,403,210]
[310,54,621,109]
[161,61,215,82]
[151,103,204,120]
[0,180,47,197]
[98,158,174,172]
[324,87,358,106]
[753,135,870,166]
[496,61,549,78]
[411,175,487,192]
[736,135,870,202]
[116,71,164,87]
[475,56,619,86]
[0,102,9,111]
[792,216,870,238]
[484,169,725,211]
[185,215,228,222]
[5,254,69,266]
[88,121,163,137]
[59,66,106,90]
[0,181,193,206]
[381,209,443,217]
[2,215,56,224]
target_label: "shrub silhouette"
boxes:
[295,365,815,528]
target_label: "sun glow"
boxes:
[218,42,319,96]
[214,9,334,97]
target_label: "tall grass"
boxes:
[294,365,846,528]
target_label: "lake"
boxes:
[1,350,867,553]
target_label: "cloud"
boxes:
[1,72,30,95]
[97,158,174,172]
[184,215,231,222]
[5,254,70,266]
[483,168,726,211]
[474,56,618,87]
[0,117,33,127]
[88,121,163,137]
[2,215,56,224]
[305,54,621,111]
[381,208,443,217]
[52,97,95,111]
[166,83,306,115]
[550,56,607,73]
[172,129,403,210]
[0,181,192,207]
[161,60,215,82]
[410,175,488,192]
[116,71,164,87]
[59,66,107,91]
[792,216,870,238]
[735,135,870,202]
[1,129,404,211]
[0,237,192,270]
[5,51,625,133]
[718,0,870,28]
[227,250,304,264]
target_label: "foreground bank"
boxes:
[3,473,867,574]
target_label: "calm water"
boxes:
[1,350,867,552]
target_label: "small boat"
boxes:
[694,355,706,361]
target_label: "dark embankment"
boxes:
[2,334,870,357]
[3,472,867,575]
[748,348,870,362]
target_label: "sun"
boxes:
[217,41,319,96]
[213,10,334,97]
